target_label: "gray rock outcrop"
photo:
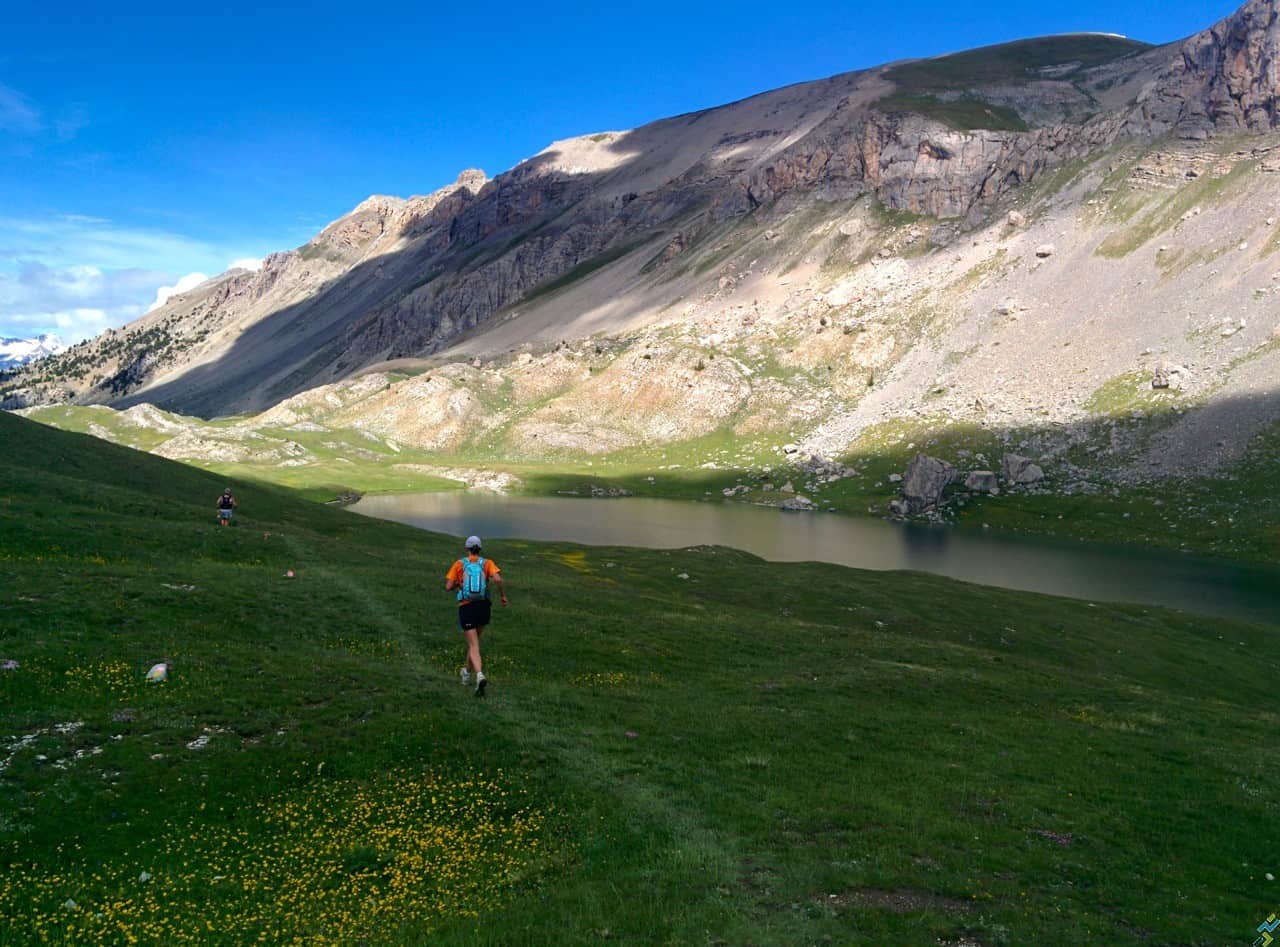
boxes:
[964,471,1000,494]
[902,454,957,511]
[1002,454,1046,485]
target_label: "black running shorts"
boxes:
[458,599,491,631]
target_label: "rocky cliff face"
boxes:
[5,1,1280,421]
[734,110,1132,221]
[1140,0,1280,134]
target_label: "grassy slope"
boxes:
[873,34,1150,134]
[883,36,1152,93]
[2,411,1278,945]
[871,94,1029,132]
[21,400,1280,565]
[19,404,469,504]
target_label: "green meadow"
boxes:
[23,402,1280,565]
[1,409,1277,945]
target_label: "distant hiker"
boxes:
[444,535,508,697]
[216,488,238,526]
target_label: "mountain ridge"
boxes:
[0,334,65,371]
[4,1,1280,506]
[0,31,1173,414]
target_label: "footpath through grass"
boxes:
[1,410,1278,945]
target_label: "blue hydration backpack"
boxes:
[458,557,488,603]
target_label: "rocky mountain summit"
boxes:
[5,0,1280,512]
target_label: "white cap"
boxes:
[465,535,482,549]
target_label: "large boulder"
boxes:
[1002,454,1045,485]
[964,471,1000,494]
[902,454,957,511]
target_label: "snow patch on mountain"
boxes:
[0,334,65,370]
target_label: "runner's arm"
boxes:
[491,573,508,605]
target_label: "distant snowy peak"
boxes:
[0,334,66,370]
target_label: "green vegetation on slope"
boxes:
[1096,158,1259,258]
[519,238,654,304]
[884,35,1151,93]
[2,410,1278,945]
[24,393,1280,565]
[824,416,1280,564]
[873,94,1029,132]
[1084,371,1183,414]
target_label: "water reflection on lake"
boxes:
[353,492,1280,626]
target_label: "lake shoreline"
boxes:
[353,491,1280,627]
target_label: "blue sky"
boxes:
[0,0,1238,342]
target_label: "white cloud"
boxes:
[0,213,283,341]
[0,215,217,272]
[0,83,42,135]
[54,308,110,334]
[2,305,142,345]
[53,105,88,141]
[58,212,110,225]
[0,261,165,342]
[0,83,89,146]
[148,272,210,312]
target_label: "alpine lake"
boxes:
[353,492,1280,626]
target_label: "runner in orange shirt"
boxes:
[444,535,508,697]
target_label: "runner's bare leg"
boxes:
[464,627,483,675]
